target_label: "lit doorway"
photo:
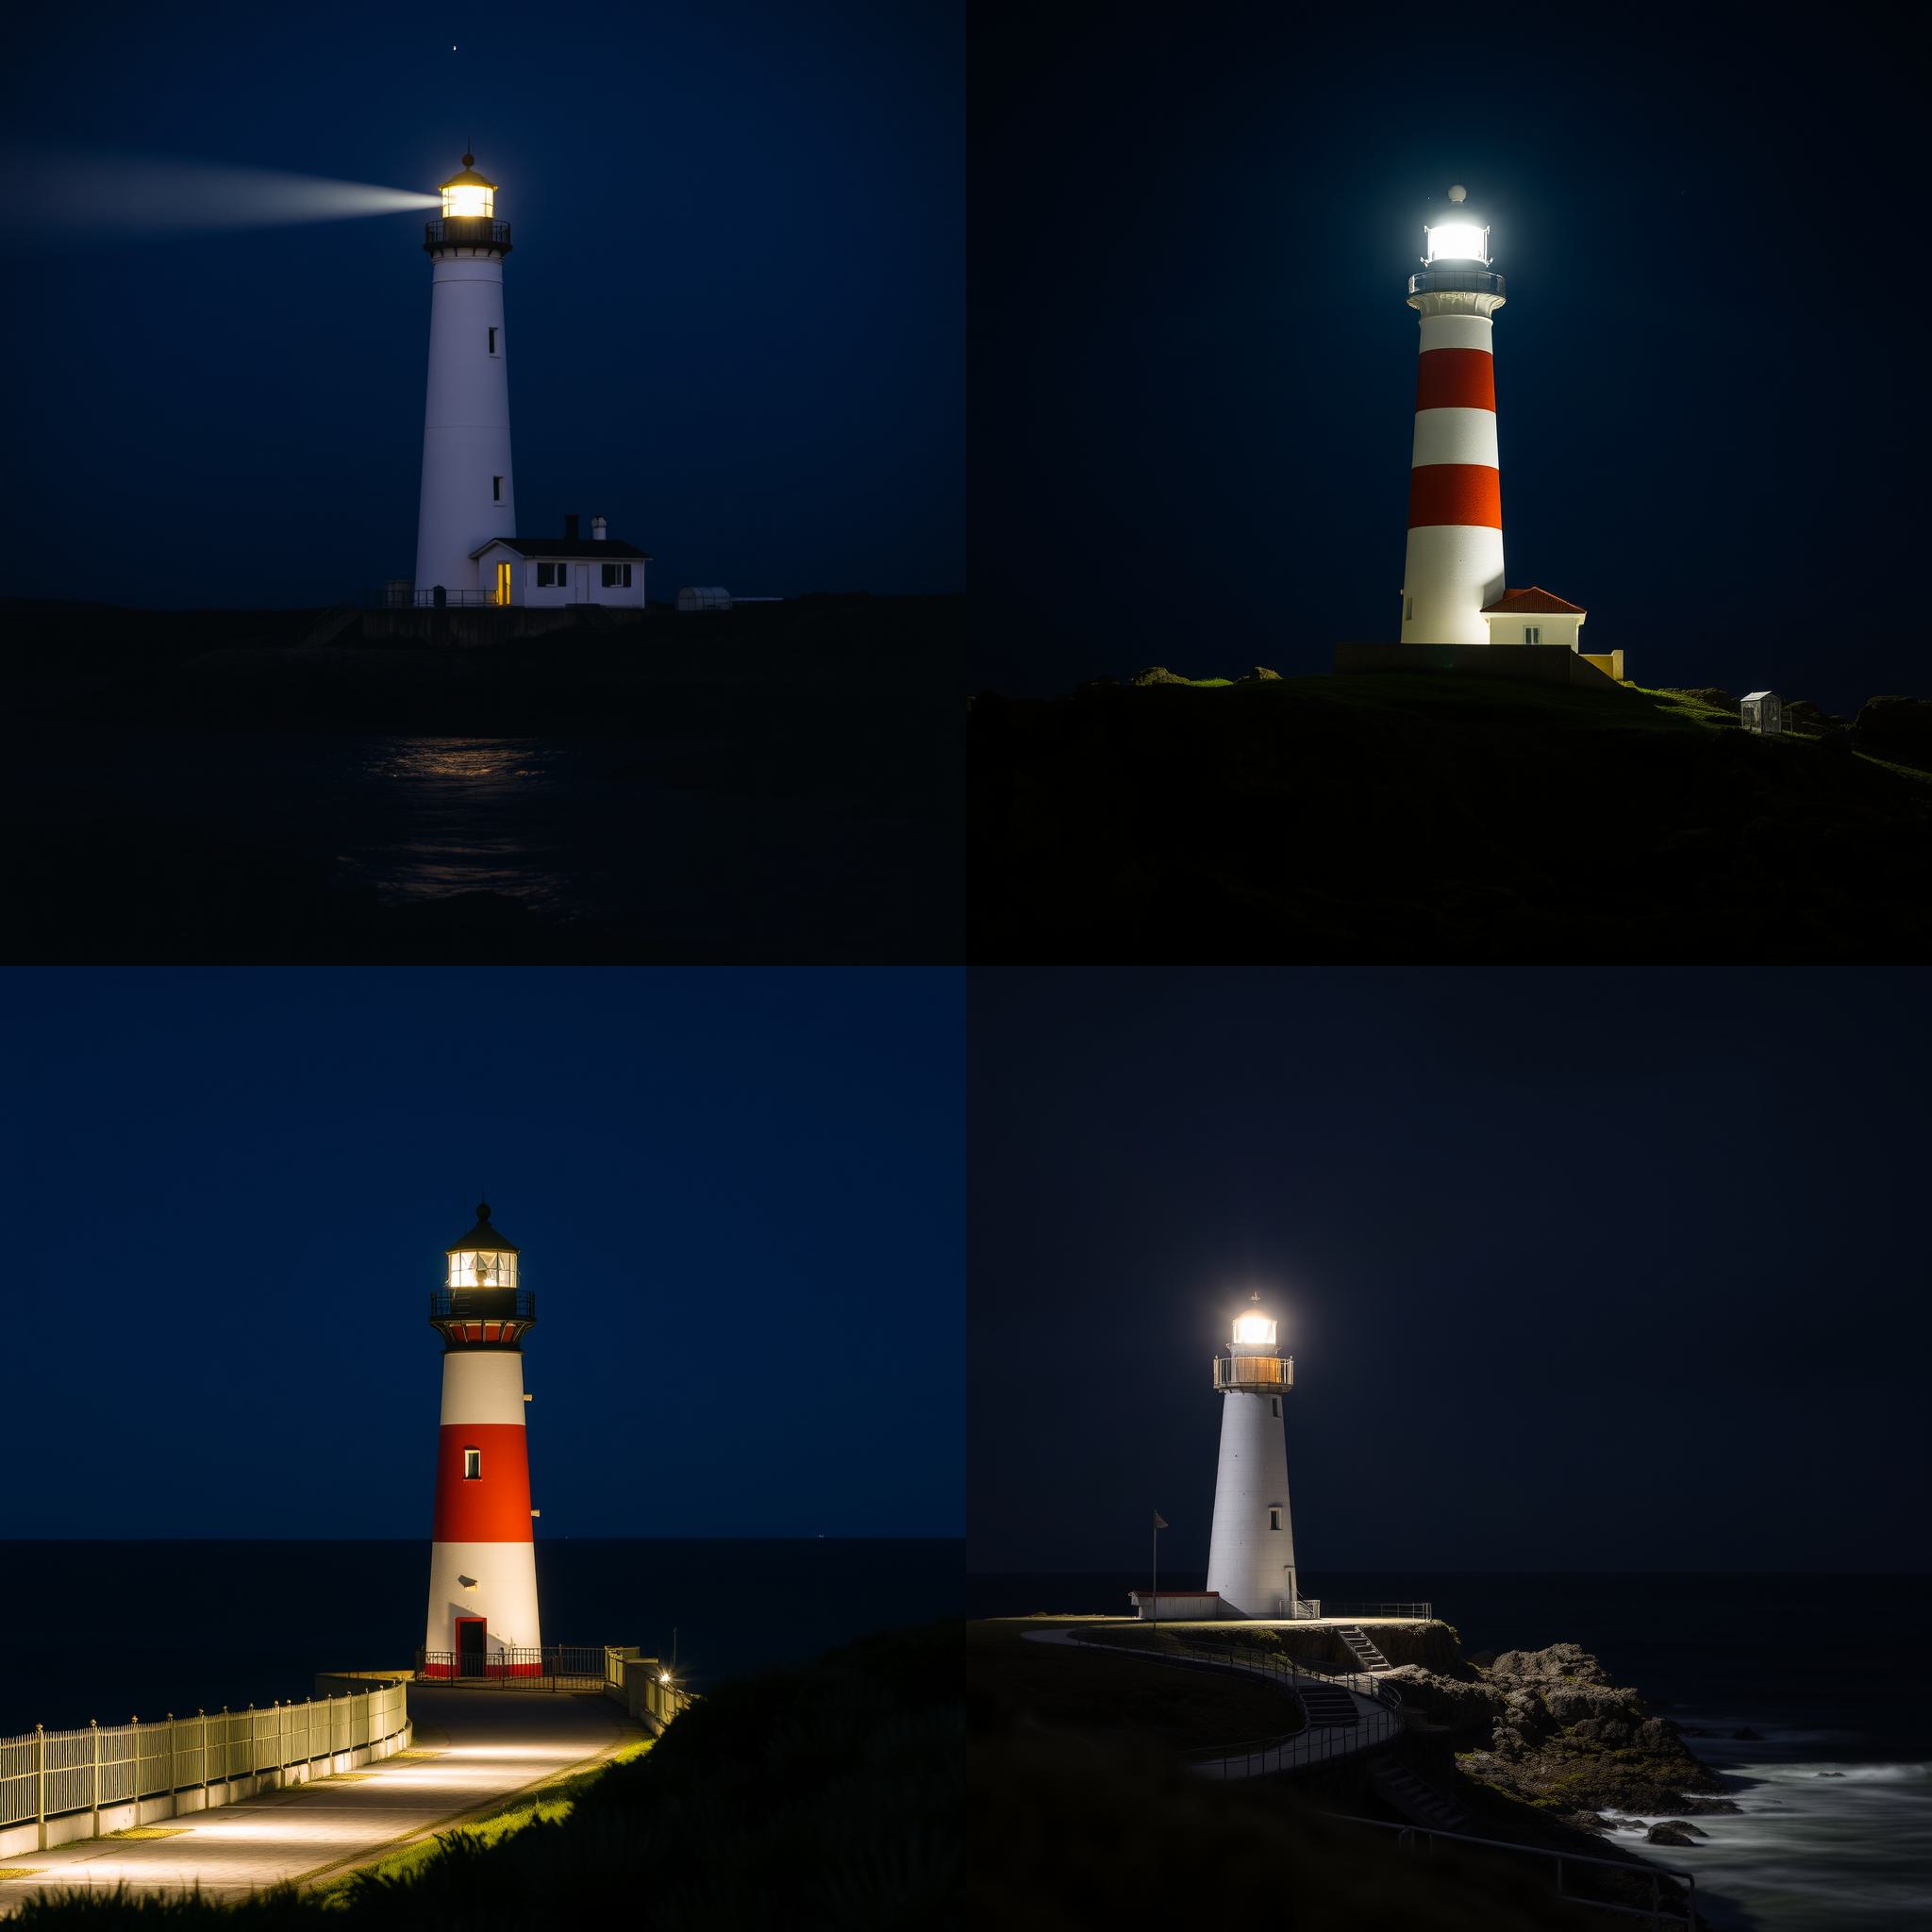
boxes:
[495,561,511,606]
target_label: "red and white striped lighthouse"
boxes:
[1399,186,1507,644]
[423,1202,541,1677]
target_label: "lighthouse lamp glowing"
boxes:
[1399,184,1507,644]
[423,1202,541,1676]
[413,154,516,601]
[1204,1293,1300,1618]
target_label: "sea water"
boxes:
[968,1571,1932,1931]
[0,1539,961,1739]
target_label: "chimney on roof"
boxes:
[564,512,579,541]
[591,515,608,541]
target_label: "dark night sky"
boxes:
[3,968,962,1538]
[968,968,1929,1578]
[0,0,961,608]
[969,5,1918,716]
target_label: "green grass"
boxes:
[312,1739,652,1899]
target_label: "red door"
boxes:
[456,1616,487,1677]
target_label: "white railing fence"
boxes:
[0,1681,408,1835]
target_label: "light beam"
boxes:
[1,145,441,242]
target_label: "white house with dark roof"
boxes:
[471,513,651,608]
[1481,585,1586,650]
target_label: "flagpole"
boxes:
[1152,1514,1158,1625]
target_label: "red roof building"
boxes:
[1479,586,1587,615]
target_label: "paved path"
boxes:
[0,1689,636,1914]
[1021,1624,1400,1780]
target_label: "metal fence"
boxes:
[1326,1602,1436,1619]
[0,1681,408,1834]
[1161,1635,1406,1779]
[417,1645,607,1688]
[1325,1815,1696,1929]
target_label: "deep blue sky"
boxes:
[0,0,961,607]
[970,3,1917,716]
[968,968,1929,1577]
[2,969,963,1537]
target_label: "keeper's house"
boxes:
[471,513,650,608]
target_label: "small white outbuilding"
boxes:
[677,587,733,612]
[1740,691,1784,736]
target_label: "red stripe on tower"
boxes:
[1414,347,1496,413]
[1407,464,1504,530]
[432,1424,535,1541]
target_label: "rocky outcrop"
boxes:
[1454,1643,1735,1824]
[1855,695,1932,768]
[1128,666,1190,686]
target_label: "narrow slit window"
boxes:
[1269,1507,1282,1532]
[1405,597,1413,621]
[463,1447,482,1480]
[1272,1397,1281,1417]
[491,476,503,503]
[488,326,499,354]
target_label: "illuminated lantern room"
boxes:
[440,155,496,221]
[431,1201,534,1348]
[1422,183,1490,266]
[1213,1291,1293,1391]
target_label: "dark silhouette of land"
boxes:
[970,672,1932,962]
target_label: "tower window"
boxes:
[491,476,503,503]
[1272,1397,1281,1417]
[487,326,499,354]
[1269,1508,1282,1531]
[1405,597,1413,621]
[463,1447,482,1480]
[1524,625,1541,643]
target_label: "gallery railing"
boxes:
[0,1681,408,1835]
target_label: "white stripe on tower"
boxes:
[1401,280,1507,642]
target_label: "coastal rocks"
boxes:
[1128,666,1189,686]
[1237,667,1281,682]
[1458,1644,1734,1823]
[1645,1821,1707,1846]
[1377,1665,1502,1730]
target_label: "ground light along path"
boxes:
[0,1690,636,1912]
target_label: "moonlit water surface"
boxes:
[1604,1734,1932,1932]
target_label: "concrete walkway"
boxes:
[1022,1624,1400,1781]
[0,1689,637,1914]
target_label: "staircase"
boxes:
[1338,1624,1392,1673]
[1293,1680,1362,1727]
[1370,1760,1472,1833]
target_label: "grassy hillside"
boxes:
[968,1618,1659,1929]
[970,672,1932,961]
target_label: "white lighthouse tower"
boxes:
[1205,1293,1299,1619]
[414,155,516,601]
[424,1202,542,1676]
[1399,185,1507,644]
